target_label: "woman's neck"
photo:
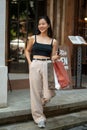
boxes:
[39,33,48,38]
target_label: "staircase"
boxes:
[0,89,87,129]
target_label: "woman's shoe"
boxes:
[38,120,46,128]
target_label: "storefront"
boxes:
[0,0,87,107]
[6,0,87,75]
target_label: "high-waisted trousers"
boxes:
[29,60,55,123]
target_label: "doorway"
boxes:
[74,0,87,75]
[8,0,47,73]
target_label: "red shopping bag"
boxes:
[53,61,70,88]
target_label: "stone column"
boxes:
[0,0,7,107]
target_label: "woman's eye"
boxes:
[39,23,45,26]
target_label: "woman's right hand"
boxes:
[28,60,32,65]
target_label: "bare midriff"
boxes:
[33,55,51,59]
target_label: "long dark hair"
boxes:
[35,15,53,38]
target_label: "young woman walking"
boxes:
[25,15,59,128]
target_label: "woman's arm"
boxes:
[51,39,60,61]
[25,36,34,65]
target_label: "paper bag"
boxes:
[53,61,70,88]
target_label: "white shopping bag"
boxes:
[53,69,61,90]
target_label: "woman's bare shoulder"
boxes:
[53,38,57,45]
[27,35,36,46]
[28,35,35,40]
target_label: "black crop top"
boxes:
[32,36,53,57]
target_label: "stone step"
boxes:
[1,89,87,125]
[0,110,87,130]
[0,99,87,126]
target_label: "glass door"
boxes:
[8,0,46,73]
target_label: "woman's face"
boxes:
[38,18,49,33]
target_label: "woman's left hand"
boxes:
[52,54,60,61]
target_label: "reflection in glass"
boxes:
[10,39,25,63]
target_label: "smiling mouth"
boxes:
[40,28,44,30]
[39,28,46,31]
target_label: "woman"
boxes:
[25,15,59,128]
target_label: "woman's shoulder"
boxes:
[27,35,36,45]
[28,35,35,40]
[52,38,57,45]
[53,38,57,42]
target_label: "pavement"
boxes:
[0,74,87,129]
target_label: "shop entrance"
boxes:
[8,0,46,73]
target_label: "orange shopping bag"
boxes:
[53,61,70,88]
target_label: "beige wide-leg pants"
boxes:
[29,60,55,123]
